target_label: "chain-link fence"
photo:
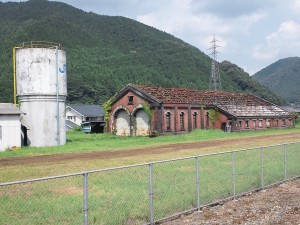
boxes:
[1,141,299,225]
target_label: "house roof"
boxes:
[66,104,105,117]
[126,84,291,118]
[0,103,23,115]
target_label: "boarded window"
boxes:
[258,120,263,127]
[282,119,286,126]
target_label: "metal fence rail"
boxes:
[0,141,299,225]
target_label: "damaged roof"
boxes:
[218,105,291,117]
[133,84,269,106]
[130,84,291,118]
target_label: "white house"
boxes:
[65,104,105,132]
[0,103,23,151]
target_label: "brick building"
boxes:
[107,84,294,136]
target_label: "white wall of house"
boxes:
[65,108,83,126]
[0,115,21,151]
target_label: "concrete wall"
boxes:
[16,48,67,96]
[0,115,21,151]
[16,47,67,147]
[19,96,66,147]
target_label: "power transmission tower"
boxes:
[209,34,222,91]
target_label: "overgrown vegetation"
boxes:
[0,0,283,105]
[208,108,220,129]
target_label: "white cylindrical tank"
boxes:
[16,43,67,147]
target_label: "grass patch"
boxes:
[1,142,299,224]
[1,126,299,158]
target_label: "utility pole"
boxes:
[209,34,222,91]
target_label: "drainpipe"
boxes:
[56,46,60,145]
[13,47,20,105]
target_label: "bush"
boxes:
[148,130,159,138]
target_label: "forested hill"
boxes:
[253,57,300,104]
[0,0,284,105]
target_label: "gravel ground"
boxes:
[162,179,300,225]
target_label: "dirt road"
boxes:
[1,132,299,167]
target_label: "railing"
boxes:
[0,141,299,225]
[18,41,62,49]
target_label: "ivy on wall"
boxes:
[208,108,220,129]
[103,98,113,132]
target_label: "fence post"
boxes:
[83,173,89,225]
[231,152,236,199]
[284,144,287,181]
[260,147,264,189]
[149,163,154,225]
[196,156,200,210]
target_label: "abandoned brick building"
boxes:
[107,83,294,136]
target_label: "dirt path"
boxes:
[1,132,299,167]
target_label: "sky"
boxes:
[4,0,300,75]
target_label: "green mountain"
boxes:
[253,57,300,104]
[0,0,284,105]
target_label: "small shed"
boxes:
[0,103,23,151]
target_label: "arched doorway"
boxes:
[135,109,149,136]
[115,109,130,136]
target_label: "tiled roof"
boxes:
[0,103,23,115]
[131,84,291,118]
[218,105,290,117]
[133,84,270,106]
[67,104,105,117]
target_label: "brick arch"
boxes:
[132,106,150,136]
[112,106,131,136]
